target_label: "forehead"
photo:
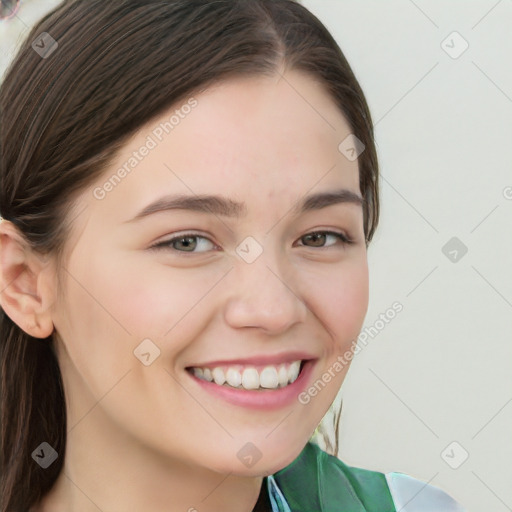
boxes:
[73,70,360,230]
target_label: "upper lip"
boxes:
[186,351,317,368]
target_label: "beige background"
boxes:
[2,2,511,511]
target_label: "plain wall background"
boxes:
[1,2,511,511]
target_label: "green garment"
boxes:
[269,441,396,512]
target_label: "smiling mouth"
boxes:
[186,360,307,391]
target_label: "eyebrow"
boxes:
[125,188,364,223]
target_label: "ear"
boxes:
[0,219,56,339]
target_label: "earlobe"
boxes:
[0,220,55,339]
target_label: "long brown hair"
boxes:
[0,1,379,510]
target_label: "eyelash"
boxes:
[149,230,355,254]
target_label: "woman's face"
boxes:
[50,69,369,475]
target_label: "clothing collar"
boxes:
[266,474,292,512]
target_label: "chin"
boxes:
[254,438,311,476]
[204,436,310,477]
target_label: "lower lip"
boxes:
[187,360,316,410]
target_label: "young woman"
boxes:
[0,1,467,510]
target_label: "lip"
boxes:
[186,359,316,410]
[186,351,316,368]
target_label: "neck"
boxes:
[32,402,264,512]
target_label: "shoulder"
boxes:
[385,471,467,511]
[271,442,466,512]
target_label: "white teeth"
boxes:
[190,360,304,390]
[226,367,242,387]
[242,368,260,390]
[192,367,204,379]
[289,360,301,383]
[278,365,289,387]
[212,367,226,386]
[259,366,279,388]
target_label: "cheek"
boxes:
[55,258,138,376]
[53,244,164,385]
[98,255,226,355]
[297,259,368,420]
[307,257,369,350]
[92,252,188,335]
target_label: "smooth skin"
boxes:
[0,69,369,512]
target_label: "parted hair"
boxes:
[0,1,379,510]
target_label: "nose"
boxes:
[223,252,308,335]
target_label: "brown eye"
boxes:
[299,231,353,248]
[149,229,354,255]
